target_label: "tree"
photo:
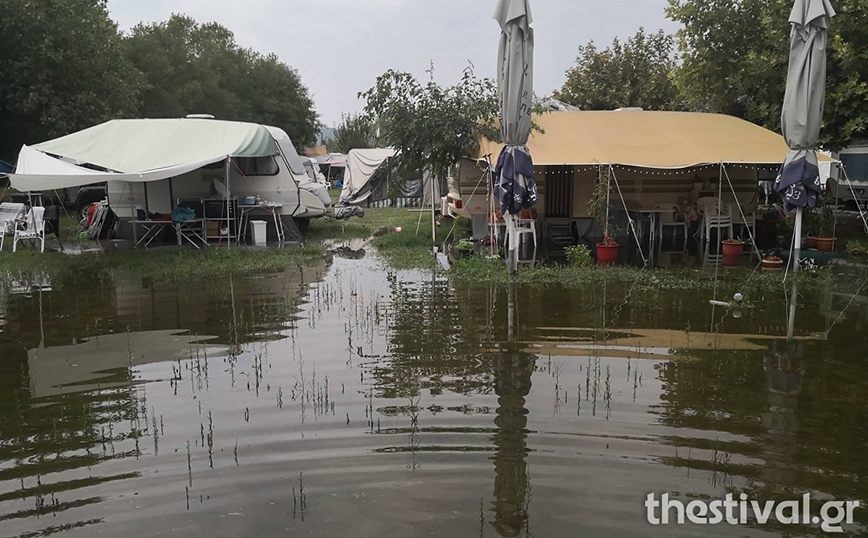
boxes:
[360,65,501,179]
[0,0,141,161]
[326,113,379,154]
[667,0,868,150]
[552,28,680,111]
[125,15,319,146]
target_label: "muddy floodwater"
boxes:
[1,246,867,537]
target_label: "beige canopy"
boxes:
[475,111,833,168]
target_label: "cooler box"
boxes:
[251,220,267,245]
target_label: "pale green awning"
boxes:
[10,118,278,191]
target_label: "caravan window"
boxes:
[841,152,868,181]
[235,156,280,176]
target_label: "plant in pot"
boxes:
[721,237,745,256]
[814,191,836,252]
[762,255,784,270]
[564,244,593,268]
[803,209,818,249]
[590,167,619,265]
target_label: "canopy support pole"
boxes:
[841,164,868,233]
[721,163,761,261]
[226,156,231,250]
[608,165,647,266]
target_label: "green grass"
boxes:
[450,255,834,294]
[0,245,327,286]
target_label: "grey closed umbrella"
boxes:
[494,0,537,274]
[776,0,836,211]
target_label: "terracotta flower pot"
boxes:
[814,237,835,252]
[721,241,744,257]
[762,258,784,271]
[596,243,619,266]
[806,236,818,249]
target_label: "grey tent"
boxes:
[776,0,835,272]
[493,0,537,274]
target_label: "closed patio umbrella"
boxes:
[494,0,537,275]
[776,0,836,272]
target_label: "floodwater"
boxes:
[1,245,867,538]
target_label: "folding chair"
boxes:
[13,206,46,253]
[0,202,25,251]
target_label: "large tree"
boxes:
[667,0,868,150]
[360,65,501,179]
[552,28,681,111]
[0,0,141,161]
[326,113,379,154]
[125,15,319,146]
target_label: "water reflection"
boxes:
[490,346,534,538]
[0,253,866,536]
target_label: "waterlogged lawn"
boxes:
[0,246,328,284]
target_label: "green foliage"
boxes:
[360,64,502,178]
[846,238,868,259]
[451,255,833,294]
[667,0,868,150]
[0,0,141,161]
[815,191,836,237]
[455,239,475,252]
[553,28,681,111]
[590,167,618,244]
[326,113,378,154]
[125,15,319,145]
[564,244,593,268]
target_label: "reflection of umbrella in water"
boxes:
[491,343,535,538]
[494,0,538,275]
[775,0,835,271]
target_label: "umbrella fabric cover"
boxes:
[493,0,537,216]
[776,0,836,210]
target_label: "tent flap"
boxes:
[339,148,397,205]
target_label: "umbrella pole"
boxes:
[787,279,798,341]
[792,207,803,273]
[430,171,436,248]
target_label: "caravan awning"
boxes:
[9,118,278,191]
[474,111,834,168]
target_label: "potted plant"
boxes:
[590,167,619,265]
[762,255,784,271]
[814,191,836,252]
[453,239,474,259]
[721,238,745,257]
[564,244,593,268]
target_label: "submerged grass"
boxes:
[0,245,327,286]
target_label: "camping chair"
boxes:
[655,203,688,251]
[13,206,46,253]
[697,197,734,244]
[0,202,25,251]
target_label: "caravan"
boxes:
[8,118,330,240]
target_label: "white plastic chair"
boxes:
[0,202,25,251]
[697,197,733,244]
[515,217,537,265]
[655,203,688,250]
[13,206,46,252]
[730,204,756,243]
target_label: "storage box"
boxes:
[206,221,221,237]
[251,220,267,245]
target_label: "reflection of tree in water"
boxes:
[490,347,535,538]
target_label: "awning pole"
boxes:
[841,164,868,233]
[226,156,231,250]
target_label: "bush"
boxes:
[564,244,593,267]
[846,238,868,259]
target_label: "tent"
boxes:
[474,110,834,167]
[339,148,399,205]
[9,118,278,191]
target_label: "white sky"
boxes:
[108,0,680,126]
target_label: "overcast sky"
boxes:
[108,0,680,127]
